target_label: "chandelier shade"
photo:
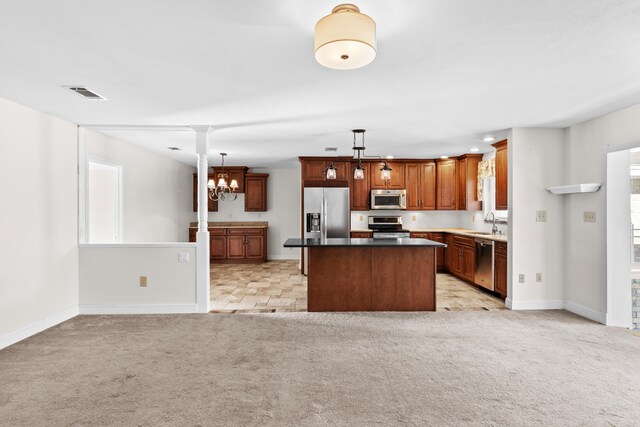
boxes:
[314,4,376,70]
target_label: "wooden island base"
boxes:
[307,246,436,312]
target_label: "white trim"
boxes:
[0,306,79,350]
[566,301,606,324]
[268,255,300,260]
[506,298,606,325]
[79,304,199,315]
[507,299,565,310]
[79,243,196,248]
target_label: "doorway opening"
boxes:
[87,160,122,243]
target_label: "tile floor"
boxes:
[210,260,505,313]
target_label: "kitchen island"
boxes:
[284,238,446,312]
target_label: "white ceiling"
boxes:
[1,0,640,167]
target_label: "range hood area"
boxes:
[545,183,602,195]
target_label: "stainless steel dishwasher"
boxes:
[474,238,494,291]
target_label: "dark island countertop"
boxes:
[283,238,447,248]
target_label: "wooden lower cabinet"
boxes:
[494,241,508,298]
[447,235,475,283]
[188,227,267,263]
[410,232,445,271]
[350,231,373,238]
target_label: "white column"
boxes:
[193,126,211,313]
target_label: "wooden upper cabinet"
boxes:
[405,161,436,210]
[301,159,327,182]
[300,157,350,187]
[192,174,218,212]
[436,159,457,210]
[211,167,248,193]
[349,161,370,211]
[493,140,508,210]
[244,173,268,212]
[370,161,405,189]
[456,154,483,211]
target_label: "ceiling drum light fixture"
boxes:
[314,4,377,70]
[207,153,238,201]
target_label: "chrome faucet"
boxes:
[487,211,499,234]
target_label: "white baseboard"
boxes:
[78,304,199,315]
[506,298,565,310]
[565,300,605,324]
[0,306,79,350]
[267,254,300,260]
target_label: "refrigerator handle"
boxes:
[322,197,327,238]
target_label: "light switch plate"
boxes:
[139,276,148,287]
[536,211,547,222]
[178,252,190,263]
[536,273,542,282]
[584,211,596,222]
[519,274,525,283]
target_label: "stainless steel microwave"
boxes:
[370,189,407,210]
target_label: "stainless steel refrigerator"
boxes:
[303,187,350,274]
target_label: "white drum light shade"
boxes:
[314,4,376,70]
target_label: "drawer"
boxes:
[410,232,430,239]
[228,228,264,235]
[453,235,475,247]
[209,228,226,235]
[350,231,373,238]
[495,241,508,255]
[428,232,444,242]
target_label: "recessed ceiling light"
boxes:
[440,155,449,159]
[324,147,338,152]
[386,155,394,159]
[470,147,480,152]
[167,146,182,151]
[482,136,496,143]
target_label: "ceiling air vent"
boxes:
[324,147,338,152]
[64,86,107,100]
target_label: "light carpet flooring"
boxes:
[211,261,504,313]
[1,311,639,426]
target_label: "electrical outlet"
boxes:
[583,211,596,222]
[139,276,148,287]
[536,211,547,222]
[178,252,190,263]
[472,215,475,223]
[358,215,364,221]
[411,215,417,221]
[536,273,542,282]
[519,274,525,284]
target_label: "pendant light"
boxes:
[380,162,392,181]
[207,153,238,201]
[352,129,366,180]
[325,162,338,180]
[314,4,377,70]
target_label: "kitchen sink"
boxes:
[470,231,493,235]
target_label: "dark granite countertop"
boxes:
[283,238,447,248]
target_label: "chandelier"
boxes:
[314,4,377,70]
[207,153,238,201]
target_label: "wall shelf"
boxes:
[546,183,601,195]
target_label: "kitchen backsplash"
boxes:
[351,210,492,231]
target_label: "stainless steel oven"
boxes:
[370,189,406,210]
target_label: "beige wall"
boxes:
[79,244,197,312]
[0,97,79,346]
[563,103,640,319]
[86,130,195,243]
